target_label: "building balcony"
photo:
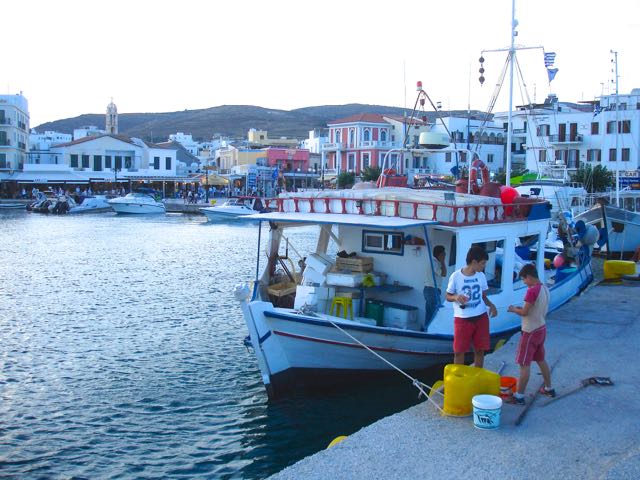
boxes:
[548,134,583,144]
[0,140,10,146]
[0,118,11,125]
[359,140,396,149]
[323,142,343,151]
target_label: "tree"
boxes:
[361,166,381,182]
[571,164,613,192]
[337,172,355,189]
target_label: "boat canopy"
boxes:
[246,211,439,229]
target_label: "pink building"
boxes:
[264,147,310,173]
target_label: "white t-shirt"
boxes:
[446,269,489,318]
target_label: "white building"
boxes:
[0,93,30,172]
[29,130,73,165]
[494,89,640,178]
[73,125,105,140]
[168,132,200,156]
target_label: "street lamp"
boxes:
[112,166,121,195]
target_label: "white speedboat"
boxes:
[515,180,587,220]
[200,196,266,221]
[108,193,166,214]
[235,186,593,397]
[69,195,112,214]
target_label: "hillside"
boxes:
[34,104,486,141]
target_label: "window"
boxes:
[81,155,89,168]
[0,153,6,168]
[609,149,616,162]
[154,156,160,169]
[115,156,122,170]
[362,230,404,255]
[70,154,78,167]
[622,148,630,161]
[587,149,601,162]
[606,121,616,134]
[347,154,356,171]
[539,150,547,163]
[362,153,370,169]
[537,124,550,136]
[334,129,341,143]
[591,122,599,134]
[124,156,132,169]
[165,157,171,170]
[380,130,387,142]
[619,120,631,133]
[363,129,370,142]
[105,156,112,169]
[487,154,494,163]
[349,129,355,145]
[445,152,452,163]
[93,155,102,171]
[459,152,467,163]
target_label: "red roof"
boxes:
[52,134,138,148]
[327,113,387,125]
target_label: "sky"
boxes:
[5,0,640,128]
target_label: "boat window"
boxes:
[612,222,624,233]
[362,230,404,255]
[449,235,457,267]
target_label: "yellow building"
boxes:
[247,129,298,148]
[218,145,266,172]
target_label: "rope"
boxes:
[319,314,446,414]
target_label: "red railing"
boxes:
[263,196,545,226]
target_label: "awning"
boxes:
[197,173,229,186]
[245,211,438,228]
[10,171,90,184]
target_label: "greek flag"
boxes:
[593,104,602,118]
[544,52,556,67]
[547,67,558,83]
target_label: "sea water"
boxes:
[0,210,430,479]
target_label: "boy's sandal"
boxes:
[538,386,556,397]
[505,395,525,405]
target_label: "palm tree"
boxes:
[571,165,613,192]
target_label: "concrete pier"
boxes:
[271,282,640,479]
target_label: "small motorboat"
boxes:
[108,193,166,214]
[69,195,112,214]
[0,202,26,210]
[200,197,267,222]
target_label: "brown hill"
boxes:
[34,104,485,141]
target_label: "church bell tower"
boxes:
[106,99,118,134]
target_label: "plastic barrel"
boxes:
[472,394,502,430]
[365,300,384,326]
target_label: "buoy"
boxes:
[327,435,348,449]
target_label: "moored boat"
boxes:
[108,192,166,214]
[235,186,593,397]
[200,196,267,221]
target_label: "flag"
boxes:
[547,67,558,82]
[593,104,602,118]
[544,52,556,67]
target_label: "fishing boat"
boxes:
[200,196,267,221]
[108,192,166,214]
[574,188,640,258]
[234,184,593,397]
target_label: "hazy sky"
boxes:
[6,0,640,127]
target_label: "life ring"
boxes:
[468,158,490,194]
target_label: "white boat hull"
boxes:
[200,207,254,221]
[240,262,592,396]
[109,202,166,214]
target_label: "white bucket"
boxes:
[472,394,502,430]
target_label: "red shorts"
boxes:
[453,313,490,353]
[515,326,547,366]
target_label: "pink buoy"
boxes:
[553,254,565,269]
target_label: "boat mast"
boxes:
[506,0,517,187]
[611,49,620,207]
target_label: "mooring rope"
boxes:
[319,314,446,414]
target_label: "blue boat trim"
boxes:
[263,310,520,339]
[258,330,272,345]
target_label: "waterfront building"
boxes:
[217,145,265,173]
[0,93,30,172]
[106,99,118,134]
[493,89,640,179]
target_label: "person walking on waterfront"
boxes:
[445,245,497,368]
[507,263,555,405]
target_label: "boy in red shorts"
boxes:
[507,263,555,404]
[446,245,497,368]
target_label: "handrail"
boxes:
[263,195,545,226]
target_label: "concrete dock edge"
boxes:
[270,283,640,480]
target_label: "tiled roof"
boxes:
[52,134,138,148]
[327,113,387,125]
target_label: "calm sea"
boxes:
[0,210,432,479]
